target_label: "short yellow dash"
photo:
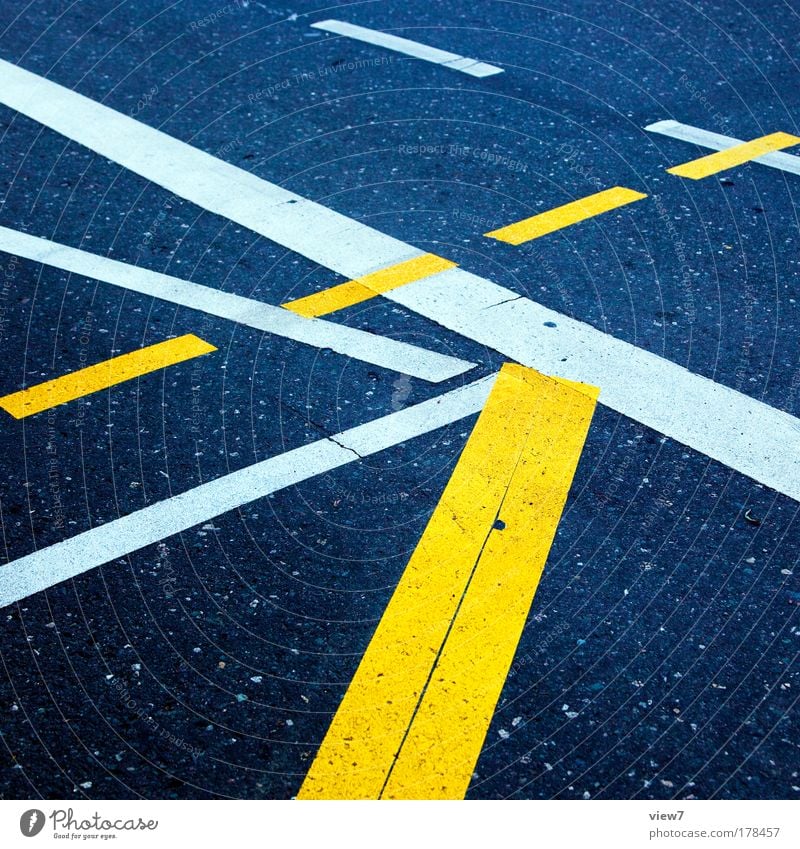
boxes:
[298,364,598,800]
[485,186,647,245]
[667,131,800,179]
[281,253,457,318]
[0,334,217,419]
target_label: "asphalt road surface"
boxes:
[0,0,798,800]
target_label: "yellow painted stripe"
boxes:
[485,186,647,246]
[0,334,216,418]
[281,253,457,318]
[297,364,598,800]
[667,131,800,179]
[383,369,598,799]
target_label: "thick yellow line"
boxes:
[485,186,647,246]
[0,334,217,418]
[667,131,800,179]
[281,253,457,318]
[297,364,598,800]
[383,370,598,799]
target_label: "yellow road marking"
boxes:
[484,186,647,245]
[667,131,800,179]
[0,334,216,418]
[384,370,598,798]
[297,364,598,800]
[281,253,457,318]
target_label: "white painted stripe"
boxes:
[0,226,474,384]
[0,57,419,279]
[310,19,504,78]
[0,375,495,608]
[645,120,800,176]
[1,60,798,500]
[388,269,800,502]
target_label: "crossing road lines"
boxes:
[298,365,598,800]
[0,226,474,384]
[0,334,216,419]
[310,19,504,78]
[285,125,794,310]
[665,130,800,179]
[485,186,647,246]
[0,375,496,609]
[646,120,800,177]
[483,130,799,249]
[1,58,798,500]
[282,253,457,317]
[0,49,798,803]
[286,126,799,311]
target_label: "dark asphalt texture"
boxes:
[0,0,798,800]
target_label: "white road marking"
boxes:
[388,270,800,502]
[0,374,495,608]
[310,19,504,78]
[645,120,800,176]
[0,57,418,279]
[0,226,474,384]
[1,60,799,500]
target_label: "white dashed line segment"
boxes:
[309,19,504,78]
